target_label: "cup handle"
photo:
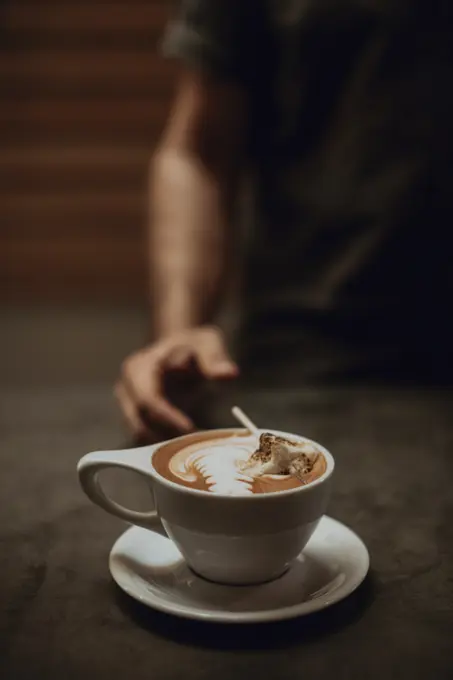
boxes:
[77,446,162,531]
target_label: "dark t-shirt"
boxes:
[163,0,453,383]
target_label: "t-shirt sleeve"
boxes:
[161,0,255,84]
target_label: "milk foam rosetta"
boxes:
[168,434,261,496]
[166,432,325,496]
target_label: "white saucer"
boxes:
[109,516,369,624]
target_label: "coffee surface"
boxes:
[152,430,326,496]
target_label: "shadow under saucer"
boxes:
[113,571,375,650]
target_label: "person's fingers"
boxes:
[193,327,239,379]
[146,367,195,432]
[165,344,194,371]
[114,382,147,438]
[122,352,194,433]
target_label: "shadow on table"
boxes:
[113,571,375,650]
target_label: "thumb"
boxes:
[193,328,239,379]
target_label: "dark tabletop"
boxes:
[1,307,452,680]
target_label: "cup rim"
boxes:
[149,427,334,500]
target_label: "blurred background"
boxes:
[2,8,453,677]
[1,0,176,385]
[1,0,175,302]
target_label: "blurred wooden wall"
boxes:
[0,0,177,302]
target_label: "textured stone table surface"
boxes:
[1,307,452,679]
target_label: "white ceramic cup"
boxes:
[77,428,334,585]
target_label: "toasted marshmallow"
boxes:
[240,432,320,479]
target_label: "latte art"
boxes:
[153,430,327,496]
[168,434,258,496]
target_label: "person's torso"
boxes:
[239,0,453,379]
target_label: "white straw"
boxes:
[231,406,259,435]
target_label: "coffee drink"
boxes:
[79,427,334,583]
[152,430,327,496]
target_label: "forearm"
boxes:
[149,147,232,339]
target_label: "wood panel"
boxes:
[0,0,177,302]
[2,191,145,235]
[2,3,168,34]
[1,51,177,95]
[1,99,168,146]
[0,148,150,192]
[1,239,147,301]
[0,1,168,49]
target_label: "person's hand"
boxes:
[115,326,239,441]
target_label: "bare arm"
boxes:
[115,69,248,439]
[149,69,248,338]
